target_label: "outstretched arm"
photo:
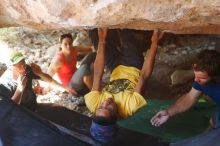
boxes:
[75,46,93,54]
[91,28,108,91]
[31,63,77,94]
[151,88,202,127]
[135,30,164,94]
[47,55,61,77]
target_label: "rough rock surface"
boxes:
[171,69,194,86]
[0,0,220,34]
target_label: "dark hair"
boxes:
[59,33,73,43]
[193,49,220,82]
[93,115,117,126]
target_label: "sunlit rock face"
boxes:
[0,0,220,34]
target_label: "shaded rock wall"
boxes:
[0,0,220,34]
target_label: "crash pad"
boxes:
[118,99,217,143]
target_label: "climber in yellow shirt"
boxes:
[86,28,164,143]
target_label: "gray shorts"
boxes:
[69,52,96,96]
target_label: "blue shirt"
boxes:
[192,82,220,105]
[192,81,220,122]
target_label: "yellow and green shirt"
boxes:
[84,65,147,119]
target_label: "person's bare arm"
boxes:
[47,55,61,77]
[151,88,202,127]
[91,28,108,91]
[11,75,27,104]
[11,89,22,103]
[135,30,164,94]
[167,88,202,117]
[31,63,77,94]
[75,46,93,54]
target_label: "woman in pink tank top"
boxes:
[47,33,95,96]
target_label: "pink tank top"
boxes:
[57,50,77,86]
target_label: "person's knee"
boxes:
[83,75,93,89]
[83,75,91,83]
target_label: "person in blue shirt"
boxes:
[151,49,220,129]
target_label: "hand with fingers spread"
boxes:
[150,110,170,127]
[151,29,164,44]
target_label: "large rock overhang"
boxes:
[0,0,220,34]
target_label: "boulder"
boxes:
[46,44,60,59]
[171,69,194,86]
[0,0,220,34]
